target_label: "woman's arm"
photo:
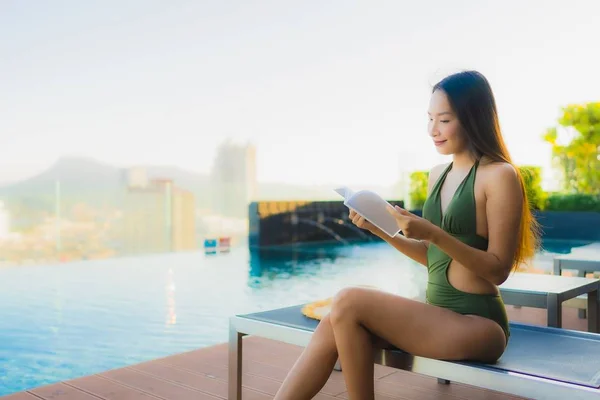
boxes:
[372,163,448,267]
[370,226,429,266]
[428,163,523,285]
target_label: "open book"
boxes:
[334,187,401,237]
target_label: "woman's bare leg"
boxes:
[330,303,375,399]
[329,287,507,400]
[274,314,339,400]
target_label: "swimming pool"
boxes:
[0,238,592,395]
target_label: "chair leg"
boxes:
[438,378,450,384]
[229,325,245,400]
[578,270,587,319]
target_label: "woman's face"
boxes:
[427,89,468,155]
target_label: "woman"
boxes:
[274,70,539,400]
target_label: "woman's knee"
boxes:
[318,313,333,331]
[329,287,361,326]
[312,314,337,348]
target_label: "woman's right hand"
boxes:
[349,209,377,233]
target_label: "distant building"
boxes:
[210,140,257,218]
[126,166,149,188]
[171,186,196,251]
[0,201,9,239]
[122,179,196,255]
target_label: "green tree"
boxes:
[542,102,600,193]
[409,171,429,209]
[519,166,546,210]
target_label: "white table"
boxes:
[553,243,600,318]
[499,273,599,332]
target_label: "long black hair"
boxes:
[433,70,539,269]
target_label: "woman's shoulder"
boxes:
[478,157,518,179]
[478,157,521,195]
[429,162,450,180]
[427,162,451,192]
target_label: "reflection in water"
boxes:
[165,268,176,325]
[539,239,593,254]
[52,273,64,334]
[247,243,350,288]
[247,241,430,302]
[246,236,593,291]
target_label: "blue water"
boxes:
[0,238,593,395]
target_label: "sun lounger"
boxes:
[229,304,600,400]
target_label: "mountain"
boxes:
[0,156,212,210]
[0,156,399,213]
[0,156,122,192]
[0,157,123,210]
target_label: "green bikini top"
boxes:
[422,160,489,269]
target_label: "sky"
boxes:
[1,0,599,188]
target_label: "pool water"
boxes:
[539,238,593,254]
[0,238,592,395]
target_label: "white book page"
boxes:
[334,187,400,237]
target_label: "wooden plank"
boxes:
[64,375,159,400]
[148,344,343,398]
[376,371,525,400]
[129,362,229,398]
[0,393,42,400]
[29,382,105,399]
[100,368,220,400]
[129,362,270,400]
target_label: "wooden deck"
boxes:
[2,306,594,400]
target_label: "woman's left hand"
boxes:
[386,205,439,241]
